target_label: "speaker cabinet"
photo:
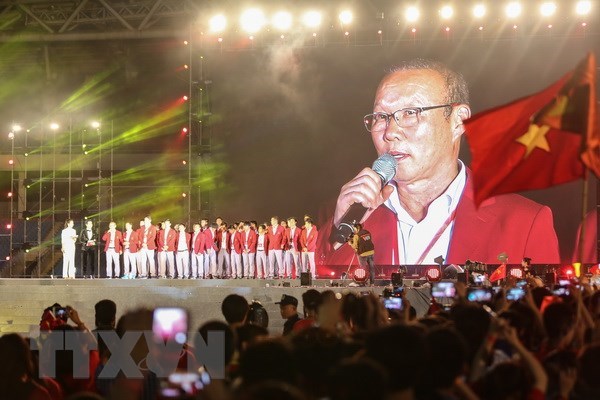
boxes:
[300,272,312,286]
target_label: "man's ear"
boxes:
[452,104,471,140]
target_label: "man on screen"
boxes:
[318,59,560,266]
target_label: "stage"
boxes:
[0,278,432,336]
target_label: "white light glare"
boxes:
[473,4,486,18]
[272,11,292,31]
[302,10,322,28]
[209,14,227,33]
[540,2,557,17]
[405,6,420,23]
[440,5,454,20]
[91,121,100,129]
[49,122,59,130]
[339,10,353,25]
[240,8,266,34]
[505,2,522,19]
[12,124,22,132]
[576,1,592,15]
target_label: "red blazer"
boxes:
[102,230,123,253]
[256,234,269,254]
[140,225,157,251]
[301,226,318,252]
[192,231,206,254]
[123,230,140,253]
[284,227,302,251]
[242,229,257,254]
[157,228,177,251]
[267,225,285,250]
[216,230,231,253]
[204,229,218,251]
[317,171,560,266]
[175,232,192,251]
[230,231,244,254]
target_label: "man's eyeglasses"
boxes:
[363,104,454,132]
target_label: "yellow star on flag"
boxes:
[516,124,551,158]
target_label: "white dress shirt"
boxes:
[383,160,467,265]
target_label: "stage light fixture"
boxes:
[339,10,353,25]
[302,10,322,28]
[209,14,227,33]
[505,2,522,19]
[240,8,266,33]
[7,192,13,197]
[182,192,187,198]
[344,31,349,36]
[182,160,187,165]
[182,95,188,101]
[478,26,484,30]
[440,5,454,20]
[473,4,486,18]
[8,159,13,165]
[540,2,557,17]
[378,29,382,34]
[12,124,22,132]
[5,256,9,261]
[576,1,592,15]
[8,132,14,139]
[424,266,442,282]
[405,6,420,22]
[6,224,11,229]
[508,266,524,279]
[352,266,368,283]
[445,26,451,32]
[272,11,292,31]
[217,37,223,42]
[90,121,100,129]
[411,27,417,33]
[49,122,59,131]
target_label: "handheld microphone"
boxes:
[329,153,396,244]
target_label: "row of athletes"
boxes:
[61,215,319,279]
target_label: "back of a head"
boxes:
[236,324,269,353]
[365,324,426,393]
[419,327,468,392]
[239,339,297,388]
[95,299,117,329]
[302,289,320,313]
[543,301,575,343]
[450,303,491,362]
[115,308,153,366]
[479,362,529,400]
[328,357,388,400]
[0,333,33,381]
[222,294,249,325]
[196,320,236,368]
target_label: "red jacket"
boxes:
[102,230,123,253]
[300,226,318,252]
[204,229,218,252]
[123,230,139,253]
[256,233,269,254]
[157,228,177,251]
[216,230,231,253]
[285,226,302,251]
[175,231,192,251]
[192,231,206,254]
[230,231,244,254]
[317,171,560,266]
[267,225,285,250]
[140,225,157,251]
[242,229,257,254]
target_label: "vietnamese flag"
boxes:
[489,263,506,283]
[465,53,600,205]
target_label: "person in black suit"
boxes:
[79,220,98,278]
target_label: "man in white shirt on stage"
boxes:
[61,219,77,279]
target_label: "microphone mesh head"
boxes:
[371,153,397,186]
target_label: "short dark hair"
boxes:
[196,320,235,367]
[305,218,313,225]
[387,58,469,117]
[95,299,117,329]
[221,294,249,325]
[302,289,321,312]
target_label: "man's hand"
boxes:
[333,167,395,227]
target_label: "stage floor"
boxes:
[0,278,431,336]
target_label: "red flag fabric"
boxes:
[465,53,600,205]
[489,263,506,283]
